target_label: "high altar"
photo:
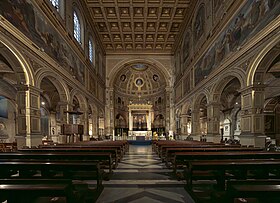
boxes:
[127,102,153,140]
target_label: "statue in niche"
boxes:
[120,74,126,82]
[153,74,159,82]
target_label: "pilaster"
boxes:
[240,85,266,147]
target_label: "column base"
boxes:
[15,135,41,148]
[25,134,44,147]
[206,134,221,143]
[189,134,201,141]
[15,135,26,149]
[179,134,190,140]
[238,133,267,147]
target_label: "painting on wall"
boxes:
[89,74,96,96]
[175,83,182,103]
[0,0,85,84]
[193,5,205,43]
[213,0,234,24]
[183,31,190,63]
[183,73,191,95]
[0,96,8,119]
[264,115,275,133]
[175,50,181,77]
[195,0,280,85]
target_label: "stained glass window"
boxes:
[73,11,81,43]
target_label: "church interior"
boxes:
[0,0,280,202]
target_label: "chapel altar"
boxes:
[127,102,153,140]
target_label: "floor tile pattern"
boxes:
[94,145,195,203]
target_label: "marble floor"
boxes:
[93,144,195,203]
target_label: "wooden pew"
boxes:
[185,159,280,189]
[38,145,123,163]
[0,160,104,203]
[18,148,117,171]
[156,141,240,157]
[0,151,114,175]
[164,147,263,165]
[173,151,280,173]
[0,179,74,203]
[222,180,280,203]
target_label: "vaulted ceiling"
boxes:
[85,0,191,54]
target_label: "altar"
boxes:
[127,130,152,140]
[127,102,153,141]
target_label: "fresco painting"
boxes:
[0,0,85,84]
[195,0,280,85]
[193,5,205,43]
[183,73,191,95]
[183,32,190,63]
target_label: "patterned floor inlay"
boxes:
[95,144,195,203]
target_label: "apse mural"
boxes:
[195,0,280,85]
[0,0,85,84]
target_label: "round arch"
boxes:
[247,33,280,86]
[69,90,88,111]
[182,100,192,114]
[0,36,34,86]
[193,91,209,110]
[210,70,244,102]
[35,70,70,102]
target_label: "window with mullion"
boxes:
[73,11,81,44]
[89,39,94,63]
[50,0,59,11]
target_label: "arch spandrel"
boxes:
[0,39,34,86]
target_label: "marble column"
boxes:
[15,85,42,148]
[206,102,221,143]
[129,110,133,131]
[148,110,152,130]
[180,114,189,140]
[166,87,175,133]
[191,109,201,141]
[240,85,265,147]
[105,88,114,137]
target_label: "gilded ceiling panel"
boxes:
[85,0,191,53]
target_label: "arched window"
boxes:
[50,0,59,11]
[88,38,94,63]
[73,11,81,44]
[49,0,64,17]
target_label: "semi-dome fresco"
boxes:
[114,62,166,100]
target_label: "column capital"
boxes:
[14,84,28,91]
[240,84,265,93]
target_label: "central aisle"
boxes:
[96,144,195,203]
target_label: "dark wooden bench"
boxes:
[18,149,116,171]
[37,145,122,164]
[185,159,280,189]
[173,151,280,173]
[164,147,263,165]
[0,179,74,203]
[221,180,280,203]
[160,144,241,157]
[0,160,103,188]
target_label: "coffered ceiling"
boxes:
[85,0,191,54]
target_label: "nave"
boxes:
[95,144,194,203]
